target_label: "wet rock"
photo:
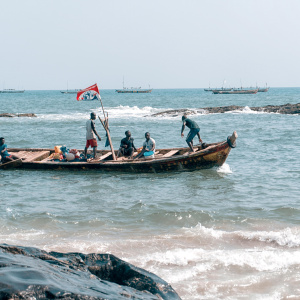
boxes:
[0,113,15,117]
[0,244,181,300]
[151,103,300,117]
[16,113,37,117]
[0,113,37,117]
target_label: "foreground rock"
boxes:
[0,113,36,117]
[151,103,300,117]
[0,244,180,300]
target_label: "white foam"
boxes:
[227,106,268,114]
[184,224,300,248]
[217,163,232,174]
[36,106,163,121]
[38,112,87,121]
[239,227,300,248]
[106,105,161,118]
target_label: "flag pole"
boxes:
[98,97,116,161]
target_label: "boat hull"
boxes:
[213,89,258,94]
[0,159,22,169]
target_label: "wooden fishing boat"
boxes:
[6,132,237,173]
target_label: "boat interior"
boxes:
[8,142,220,164]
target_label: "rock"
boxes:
[16,113,37,117]
[0,244,181,300]
[0,113,15,117]
[151,103,300,117]
[0,113,36,117]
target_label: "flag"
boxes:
[76,83,100,101]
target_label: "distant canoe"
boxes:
[212,89,258,94]
[7,132,238,173]
[60,90,80,94]
[257,87,269,92]
[0,89,25,93]
[115,88,152,93]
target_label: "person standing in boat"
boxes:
[0,137,19,163]
[134,132,155,159]
[181,114,202,152]
[84,112,101,159]
[117,130,137,159]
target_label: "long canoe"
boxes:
[6,132,237,173]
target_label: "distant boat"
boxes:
[0,89,25,93]
[115,78,152,93]
[257,84,269,92]
[60,89,80,94]
[204,87,232,92]
[212,89,258,94]
[257,87,269,92]
[115,87,152,93]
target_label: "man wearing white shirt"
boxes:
[134,132,155,159]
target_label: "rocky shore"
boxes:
[0,244,180,300]
[0,113,36,117]
[151,103,300,117]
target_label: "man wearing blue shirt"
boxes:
[181,114,202,152]
[0,137,18,163]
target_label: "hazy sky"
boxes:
[1,0,300,90]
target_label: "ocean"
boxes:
[1,88,300,299]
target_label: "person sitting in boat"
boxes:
[181,114,202,152]
[0,137,19,163]
[134,132,156,159]
[117,130,137,159]
[84,112,101,159]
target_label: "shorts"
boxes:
[186,128,200,143]
[120,147,134,156]
[86,139,97,148]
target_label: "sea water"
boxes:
[0,88,300,299]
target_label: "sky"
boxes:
[1,0,300,90]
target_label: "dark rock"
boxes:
[0,113,15,117]
[16,113,37,117]
[0,113,36,117]
[151,103,300,117]
[0,244,181,300]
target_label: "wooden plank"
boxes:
[162,150,179,158]
[98,152,112,161]
[22,151,50,162]
[13,151,28,159]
